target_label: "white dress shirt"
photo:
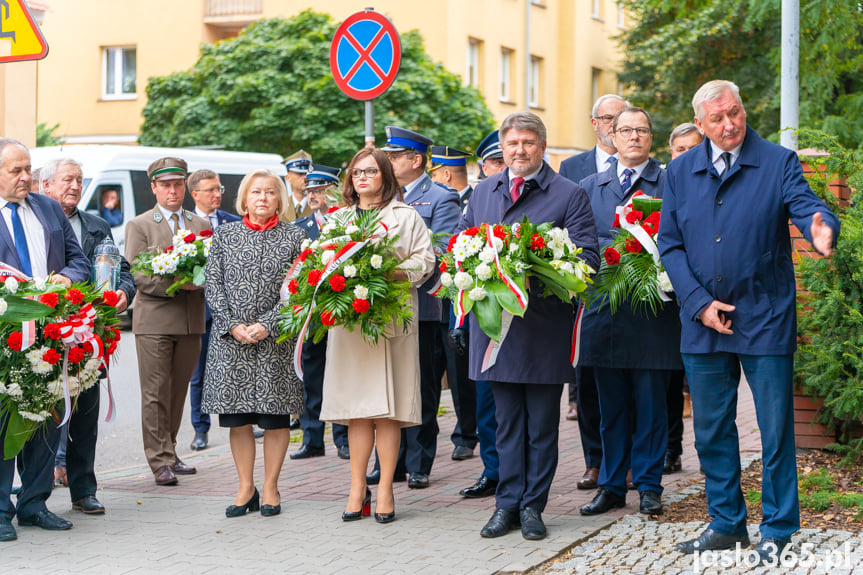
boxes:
[195,207,219,230]
[595,147,618,174]
[617,159,650,191]
[1,198,49,279]
[709,141,742,174]
[158,204,187,233]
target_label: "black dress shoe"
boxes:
[172,459,197,475]
[225,489,260,517]
[451,445,474,460]
[639,491,663,515]
[290,418,301,430]
[460,476,498,498]
[520,507,547,540]
[190,431,208,451]
[675,528,751,554]
[72,496,106,514]
[366,469,406,485]
[342,488,371,521]
[0,517,16,542]
[261,504,281,517]
[580,488,626,516]
[337,445,350,460]
[480,508,520,538]
[374,507,396,523]
[407,473,429,489]
[663,452,682,474]
[17,509,73,531]
[290,445,325,460]
[753,537,791,566]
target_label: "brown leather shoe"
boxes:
[565,402,578,421]
[154,465,178,486]
[576,467,599,490]
[172,458,197,475]
[683,392,692,418]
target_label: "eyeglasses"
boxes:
[194,185,225,195]
[350,168,380,179]
[593,114,615,124]
[615,127,652,138]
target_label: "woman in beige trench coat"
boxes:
[320,148,435,524]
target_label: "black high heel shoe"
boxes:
[225,488,259,517]
[374,503,396,524]
[261,491,281,517]
[342,488,372,521]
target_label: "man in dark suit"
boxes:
[40,157,137,516]
[577,107,681,518]
[368,127,460,490]
[186,169,241,451]
[462,113,599,540]
[0,138,91,542]
[660,80,839,562]
[558,93,628,491]
[429,146,478,462]
[290,165,349,461]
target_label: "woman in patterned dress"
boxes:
[202,169,305,518]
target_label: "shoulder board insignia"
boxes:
[184,210,194,221]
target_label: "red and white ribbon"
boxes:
[570,301,585,367]
[616,199,672,303]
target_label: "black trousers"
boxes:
[1,416,59,520]
[576,366,603,469]
[440,323,478,449]
[299,335,347,448]
[665,370,686,457]
[66,383,100,501]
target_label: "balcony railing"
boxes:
[205,0,262,18]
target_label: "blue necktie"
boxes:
[720,152,732,177]
[621,168,635,193]
[7,202,32,276]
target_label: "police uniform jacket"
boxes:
[577,159,682,370]
[459,162,599,384]
[658,127,840,355]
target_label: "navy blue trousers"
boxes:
[575,366,603,469]
[299,335,347,448]
[683,353,799,540]
[0,416,59,520]
[594,367,670,497]
[475,380,499,481]
[188,321,211,433]
[491,382,562,512]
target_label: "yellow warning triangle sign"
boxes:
[0,0,49,63]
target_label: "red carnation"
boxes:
[604,247,621,265]
[625,237,643,253]
[329,274,346,292]
[183,233,197,243]
[645,212,660,227]
[68,346,85,364]
[6,331,22,351]
[39,292,59,308]
[165,245,174,252]
[462,227,480,237]
[200,229,214,237]
[632,190,644,198]
[493,224,508,240]
[320,310,336,326]
[42,348,62,365]
[612,214,621,228]
[287,279,299,295]
[439,260,447,273]
[447,234,459,252]
[106,341,118,356]
[352,298,370,314]
[641,223,655,236]
[298,248,314,263]
[65,289,85,304]
[625,210,644,225]
[307,269,323,286]
[529,233,546,251]
[327,206,341,214]
[44,323,62,340]
[102,290,119,308]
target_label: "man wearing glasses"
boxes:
[558,94,629,492]
[187,169,240,451]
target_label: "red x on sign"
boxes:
[330,10,401,101]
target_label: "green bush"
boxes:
[796,130,863,462]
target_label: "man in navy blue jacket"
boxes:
[463,113,599,540]
[659,80,839,563]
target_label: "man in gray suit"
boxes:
[558,93,629,491]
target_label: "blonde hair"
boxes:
[235,169,289,220]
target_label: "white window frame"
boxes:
[591,68,601,107]
[499,47,513,102]
[102,46,137,101]
[592,0,602,20]
[466,39,480,88]
[528,56,542,108]
[618,2,626,29]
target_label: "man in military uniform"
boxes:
[283,150,313,222]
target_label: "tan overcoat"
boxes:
[320,200,435,427]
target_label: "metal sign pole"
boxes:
[365,100,375,148]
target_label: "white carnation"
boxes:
[300,238,311,250]
[491,237,504,252]
[4,277,18,294]
[353,285,369,300]
[0,298,6,316]
[508,243,519,255]
[479,247,496,263]
[321,223,335,235]
[370,255,383,269]
[658,271,674,294]
[454,271,473,290]
[440,272,453,287]
[467,237,484,255]
[5,383,23,397]
[321,250,335,265]
[310,241,320,250]
[468,286,487,301]
[475,263,493,281]
[47,379,63,397]
[343,264,357,278]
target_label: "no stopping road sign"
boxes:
[330,10,401,101]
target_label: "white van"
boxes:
[30,145,286,256]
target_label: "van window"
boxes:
[219,173,243,216]
[89,186,124,227]
[132,170,154,216]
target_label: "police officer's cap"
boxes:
[305,164,341,190]
[430,146,471,168]
[476,131,503,161]
[284,150,313,174]
[381,127,432,155]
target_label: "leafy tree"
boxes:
[617,0,863,161]
[139,11,496,167]
[36,122,62,147]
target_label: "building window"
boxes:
[591,68,601,107]
[102,47,137,100]
[499,48,513,102]
[528,56,542,108]
[618,2,626,28]
[592,0,602,20]
[466,39,481,88]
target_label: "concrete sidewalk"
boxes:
[4,385,762,575]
